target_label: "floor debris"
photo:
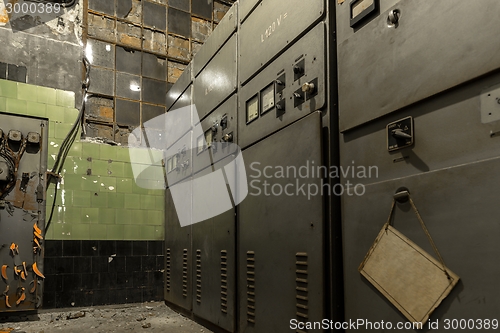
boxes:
[0,302,212,333]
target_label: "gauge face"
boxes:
[261,83,275,114]
[246,95,259,123]
[197,134,205,154]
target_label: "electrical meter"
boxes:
[261,83,275,114]
[246,95,259,123]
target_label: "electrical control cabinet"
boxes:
[0,113,48,312]
[167,0,500,332]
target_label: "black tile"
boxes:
[116,72,141,100]
[148,241,164,255]
[168,0,189,12]
[116,0,132,18]
[87,38,115,69]
[88,66,115,96]
[93,289,110,306]
[54,257,74,274]
[81,240,99,257]
[92,256,108,273]
[142,288,156,302]
[108,256,126,273]
[168,7,191,37]
[132,241,148,256]
[43,291,56,308]
[116,99,140,126]
[55,291,75,308]
[126,287,143,303]
[143,1,166,30]
[110,288,128,304]
[99,240,116,256]
[62,274,81,292]
[74,290,94,307]
[0,62,7,80]
[116,46,141,75]
[89,0,115,16]
[116,271,134,288]
[7,64,27,83]
[126,256,141,272]
[44,274,63,292]
[81,273,99,290]
[62,240,81,257]
[44,257,56,275]
[153,286,164,301]
[152,270,164,285]
[142,104,165,124]
[45,240,62,257]
[142,78,167,105]
[156,255,165,271]
[133,271,148,288]
[142,256,156,272]
[116,241,133,256]
[192,0,212,20]
[142,52,167,80]
[74,257,92,274]
[98,272,112,289]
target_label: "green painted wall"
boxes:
[0,79,165,241]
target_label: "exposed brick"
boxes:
[117,21,142,48]
[115,126,136,145]
[191,17,212,43]
[86,96,114,123]
[123,0,143,24]
[88,13,116,42]
[85,122,115,141]
[213,1,230,23]
[167,61,186,84]
[167,35,190,62]
[143,29,167,54]
[191,40,203,58]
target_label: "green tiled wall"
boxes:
[0,79,165,240]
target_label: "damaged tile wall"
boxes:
[86,0,235,143]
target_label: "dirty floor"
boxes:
[0,301,213,333]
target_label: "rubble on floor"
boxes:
[0,301,211,333]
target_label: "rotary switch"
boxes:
[302,82,316,94]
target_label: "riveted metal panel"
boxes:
[192,94,237,175]
[166,64,192,112]
[238,0,260,24]
[239,0,325,85]
[239,23,326,149]
[337,0,500,131]
[342,158,500,330]
[238,112,325,332]
[193,35,237,120]
[340,72,500,185]
[164,189,192,312]
[0,113,48,312]
[193,3,237,77]
[191,158,237,332]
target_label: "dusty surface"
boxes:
[0,302,213,333]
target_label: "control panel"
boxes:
[239,22,326,149]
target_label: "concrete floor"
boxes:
[0,302,212,333]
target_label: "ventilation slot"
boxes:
[295,252,309,325]
[182,249,188,298]
[196,249,202,304]
[166,248,171,292]
[246,251,256,324]
[221,250,228,314]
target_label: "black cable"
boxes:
[45,56,90,234]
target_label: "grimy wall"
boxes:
[0,0,234,308]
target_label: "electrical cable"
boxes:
[45,56,90,234]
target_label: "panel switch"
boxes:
[387,116,414,152]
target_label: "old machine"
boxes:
[164,0,500,332]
